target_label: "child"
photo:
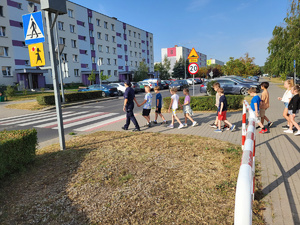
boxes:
[182,88,198,127]
[168,87,184,129]
[214,88,236,133]
[278,79,294,129]
[284,85,300,135]
[260,82,273,128]
[137,85,152,127]
[153,86,167,124]
[248,87,267,134]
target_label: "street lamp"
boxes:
[97,57,102,87]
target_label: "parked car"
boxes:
[160,80,168,89]
[200,78,260,96]
[187,78,196,85]
[137,81,147,92]
[194,78,203,84]
[225,75,261,92]
[131,82,141,93]
[142,81,156,90]
[78,84,118,96]
[110,83,126,96]
[169,80,189,91]
[247,76,259,82]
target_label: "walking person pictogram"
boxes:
[36,48,42,64]
[30,18,38,38]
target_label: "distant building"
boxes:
[161,45,207,75]
[207,58,224,66]
[1,0,154,88]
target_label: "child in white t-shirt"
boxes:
[278,79,294,129]
[168,87,183,129]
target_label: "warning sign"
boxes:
[28,43,45,67]
[22,11,45,45]
[188,48,199,59]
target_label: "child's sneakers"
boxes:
[284,129,293,134]
[161,121,168,124]
[282,125,289,130]
[183,123,188,127]
[167,124,174,129]
[214,129,222,133]
[294,130,300,136]
[192,121,198,127]
[223,124,230,131]
[230,125,236,131]
[153,120,157,124]
[178,124,184,129]
[259,128,268,134]
[268,122,273,127]
[210,123,217,128]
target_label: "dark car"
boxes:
[169,80,189,91]
[78,84,118,97]
[200,78,260,96]
[225,75,261,92]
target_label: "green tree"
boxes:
[133,61,149,82]
[154,56,171,80]
[88,70,96,85]
[172,57,189,79]
[100,71,111,81]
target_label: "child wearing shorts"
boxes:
[285,85,300,135]
[153,86,167,124]
[278,79,294,129]
[137,85,152,127]
[168,87,183,129]
[182,88,198,127]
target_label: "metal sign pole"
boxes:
[45,11,65,150]
[193,74,195,96]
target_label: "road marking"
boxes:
[0,110,53,123]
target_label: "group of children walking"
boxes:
[132,79,300,135]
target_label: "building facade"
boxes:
[161,45,207,75]
[0,0,154,89]
[207,58,225,66]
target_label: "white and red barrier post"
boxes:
[234,100,256,225]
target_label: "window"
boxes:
[92,57,95,63]
[113,47,116,54]
[2,66,11,76]
[112,36,115,42]
[70,24,75,33]
[104,21,108,29]
[107,58,110,65]
[73,54,78,62]
[111,24,114,31]
[107,70,111,76]
[128,30,131,36]
[59,37,65,45]
[138,33,140,39]
[105,34,108,41]
[0,46,8,56]
[97,32,101,39]
[74,69,79,77]
[106,46,109,53]
[96,19,100,26]
[90,44,95,50]
[17,3,22,9]
[129,40,132,46]
[114,59,117,65]
[89,30,93,37]
[114,70,118,77]
[68,9,73,18]
[135,61,138,66]
[71,39,77,48]
[0,6,3,17]
[99,58,103,65]
[25,60,29,66]
[130,61,133,66]
[135,52,137,57]
[150,37,152,43]
[134,32,136,37]
[98,45,102,52]
[130,51,132,56]
[139,43,141,49]
[139,53,141,58]
[88,17,92,23]
[0,26,5,37]
[58,21,64,30]
[134,42,137,47]
[62,53,67,61]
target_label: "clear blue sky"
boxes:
[71,0,290,67]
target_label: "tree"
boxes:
[197,67,208,78]
[133,61,149,82]
[88,70,96,85]
[172,57,189,79]
[154,56,171,80]
[100,71,111,81]
[207,64,223,78]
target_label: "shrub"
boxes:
[206,80,217,96]
[0,129,38,179]
[37,91,103,105]
[163,95,244,111]
[4,85,16,98]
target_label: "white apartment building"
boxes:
[0,0,154,89]
[161,45,207,75]
[207,58,225,66]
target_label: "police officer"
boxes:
[122,80,140,131]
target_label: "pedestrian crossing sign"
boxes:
[28,42,45,67]
[22,11,45,45]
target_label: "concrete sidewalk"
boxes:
[93,79,300,224]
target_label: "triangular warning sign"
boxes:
[188,48,199,59]
[25,14,44,41]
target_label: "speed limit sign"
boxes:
[188,63,199,74]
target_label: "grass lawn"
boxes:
[5,101,50,110]
[0,131,265,224]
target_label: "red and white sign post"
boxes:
[188,63,199,96]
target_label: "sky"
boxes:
[71,0,290,67]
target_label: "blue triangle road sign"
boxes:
[22,11,45,45]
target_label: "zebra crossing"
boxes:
[0,110,125,132]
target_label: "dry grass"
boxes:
[5,101,50,111]
[0,131,264,224]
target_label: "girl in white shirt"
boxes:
[168,87,184,129]
[278,79,294,129]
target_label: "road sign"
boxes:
[189,58,198,63]
[188,63,199,75]
[188,48,199,59]
[28,42,45,67]
[22,11,45,45]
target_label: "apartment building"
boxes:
[0,0,154,89]
[161,45,207,74]
[207,58,225,66]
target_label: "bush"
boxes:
[36,91,103,105]
[0,129,37,179]
[4,85,16,98]
[206,80,217,96]
[163,95,244,111]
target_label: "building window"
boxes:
[0,6,3,17]
[0,46,9,56]
[130,61,133,66]
[97,32,101,39]
[96,19,100,26]
[89,30,93,37]
[114,70,117,76]
[130,51,132,56]
[113,47,116,54]
[135,61,138,66]
[104,21,108,29]
[134,32,136,37]
[112,36,115,43]
[128,30,131,36]
[73,54,78,62]
[135,52,137,57]
[111,24,114,31]
[129,40,132,46]
[70,24,75,33]
[150,37,152,43]
[2,66,11,76]
[25,60,29,66]
[138,33,140,39]
[88,17,92,23]
[59,37,65,45]
[105,34,108,41]
[98,45,102,52]
[71,39,77,48]
[107,70,111,76]
[74,69,79,77]
[91,44,95,50]
[106,46,109,53]
[139,53,141,58]
[99,58,103,65]
[58,21,64,31]
[0,26,5,37]
[114,59,117,65]
[62,53,67,61]
[139,43,141,48]
[134,42,137,48]
[68,9,73,18]
[91,57,95,63]
[107,58,110,65]
[17,3,22,9]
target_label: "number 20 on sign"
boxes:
[188,63,199,75]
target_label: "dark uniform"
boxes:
[123,86,140,130]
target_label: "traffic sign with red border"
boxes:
[188,63,199,74]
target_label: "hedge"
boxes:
[163,95,244,111]
[37,91,103,105]
[0,129,38,179]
